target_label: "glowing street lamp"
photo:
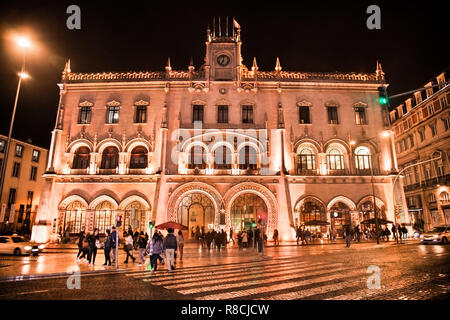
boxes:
[0,35,33,202]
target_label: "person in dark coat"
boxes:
[206,231,213,250]
[76,231,85,260]
[345,226,352,248]
[103,229,112,266]
[88,228,99,265]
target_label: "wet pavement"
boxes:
[0,240,448,300]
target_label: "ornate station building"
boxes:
[31,21,408,243]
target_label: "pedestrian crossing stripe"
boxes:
[126,255,449,300]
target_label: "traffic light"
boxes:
[378,86,388,105]
[251,220,256,228]
[116,215,122,227]
[149,221,154,229]
[257,214,262,225]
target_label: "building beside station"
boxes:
[389,70,450,231]
[0,135,48,234]
[31,20,408,243]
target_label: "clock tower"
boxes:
[204,17,243,82]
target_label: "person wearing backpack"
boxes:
[103,229,112,266]
[163,228,177,272]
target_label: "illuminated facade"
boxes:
[390,71,450,232]
[32,21,407,243]
[0,135,48,233]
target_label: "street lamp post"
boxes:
[0,37,31,205]
[369,163,380,245]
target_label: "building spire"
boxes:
[275,57,282,72]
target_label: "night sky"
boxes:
[0,1,448,148]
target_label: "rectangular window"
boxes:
[419,130,425,142]
[218,105,228,123]
[409,135,414,148]
[78,107,91,124]
[134,106,147,123]
[27,191,34,205]
[30,166,38,181]
[327,106,339,124]
[32,149,40,162]
[106,106,120,124]
[242,105,254,124]
[354,107,367,125]
[8,188,16,208]
[430,124,437,137]
[0,140,5,153]
[443,118,450,131]
[440,97,447,108]
[12,162,20,177]
[299,106,311,124]
[18,205,25,223]
[15,144,23,157]
[193,105,204,122]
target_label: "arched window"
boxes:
[188,145,207,169]
[327,148,344,171]
[63,201,86,234]
[239,146,258,170]
[130,147,148,169]
[72,147,90,169]
[297,146,316,173]
[124,201,147,232]
[355,146,372,171]
[100,146,119,169]
[214,145,232,169]
[94,201,116,234]
[440,191,449,202]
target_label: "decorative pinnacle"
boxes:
[275,57,282,72]
[166,57,172,72]
[63,59,71,73]
[188,57,195,71]
[252,57,258,72]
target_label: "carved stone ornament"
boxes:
[106,100,121,107]
[79,100,94,107]
[134,99,149,106]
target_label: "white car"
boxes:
[0,235,45,255]
[420,226,450,244]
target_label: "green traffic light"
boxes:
[379,97,388,105]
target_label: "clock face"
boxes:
[217,54,230,67]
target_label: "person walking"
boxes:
[391,224,397,240]
[215,231,222,251]
[205,231,213,251]
[229,228,235,245]
[398,224,403,240]
[88,228,99,265]
[148,233,164,271]
[163,228,177,272]
[345,226,352,248]
[296,227,301,245]
[273,229,279,246]
[103,229,112,266]
[78,233,90,262]
[76,231,85,260]
[124,231,136,264]
[242,230,248,248]
[177,230,184,261]
[137,231,147,266]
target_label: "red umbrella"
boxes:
[154,221,188,230]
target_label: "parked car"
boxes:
[420,226,450,244]
[0,235,46,255]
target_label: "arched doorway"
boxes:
[329,202,351,238]
[295,197,327,235]
[230,193,267,233]
[123,201,147,232]
[177,193,215,239]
